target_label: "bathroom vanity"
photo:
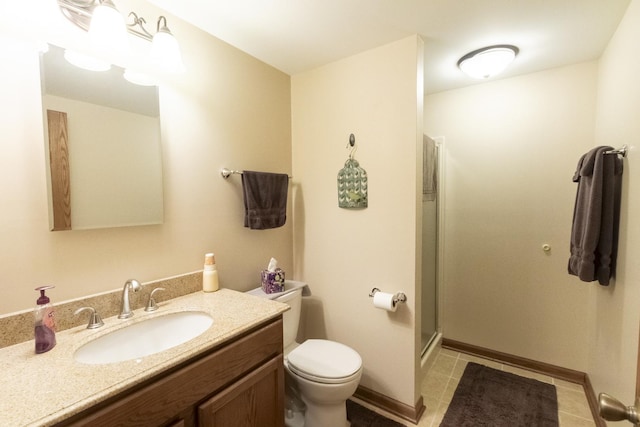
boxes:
[0,289,287,427]
[60,318,283,426]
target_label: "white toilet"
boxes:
[249,282,363,427]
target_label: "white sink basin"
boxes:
[74,311,213,364]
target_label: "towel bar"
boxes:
[220,168,292,179]
[604,145,628,157]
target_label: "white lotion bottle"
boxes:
[203,253,219,292]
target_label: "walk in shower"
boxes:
[420,135,443,360]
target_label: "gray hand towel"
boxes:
[568,146,623,286]
[241,170,289,230]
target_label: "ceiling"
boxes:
[147,0,631,94]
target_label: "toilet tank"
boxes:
[275,287,303,351]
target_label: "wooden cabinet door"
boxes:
[198,356,284,427]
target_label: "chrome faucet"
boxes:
[74,306,104,329]
[145,287,166,312]
[118,279,142,319]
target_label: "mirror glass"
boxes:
[40,44,163,231]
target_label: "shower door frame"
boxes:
[420,136,445,357]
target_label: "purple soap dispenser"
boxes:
[34,286,56,354]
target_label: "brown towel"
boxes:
[241,170,289,230]
[568,146,623,285]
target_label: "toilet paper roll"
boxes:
[373,291,397,312]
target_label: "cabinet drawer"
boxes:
[59,318,283,427]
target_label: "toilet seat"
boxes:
[286,339,362,384]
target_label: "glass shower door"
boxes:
[421,136,439,356]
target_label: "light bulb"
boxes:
[88,0,129,55]
[150,19,185,73]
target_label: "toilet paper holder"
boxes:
[369,287,407,304]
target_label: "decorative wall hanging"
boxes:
[337,133,368,209]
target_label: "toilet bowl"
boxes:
[248,281,362,427]
[285,338,362,427]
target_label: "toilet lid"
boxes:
[287,339,362,383]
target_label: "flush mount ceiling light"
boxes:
[57,0,185,74]
[457,45,519,79]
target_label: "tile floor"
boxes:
[353,346,597,426]
[419,347,597,427]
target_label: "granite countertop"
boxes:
[0,289,288,427]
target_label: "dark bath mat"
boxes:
[347,399,406,427]
[440,362,559,427]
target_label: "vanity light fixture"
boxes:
[57,0,185,74]
[132,14,185,73]
[457,45,519,79]
[88,0,128,54]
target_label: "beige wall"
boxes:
[291,36,424,407]
[590,0,640,406]
[425,62,598,371]
[0,0,293,314]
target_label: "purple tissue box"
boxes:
[261,268,285,294]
